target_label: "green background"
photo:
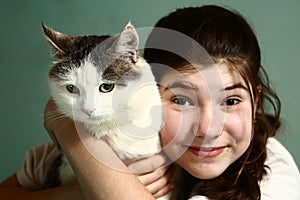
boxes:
[1,0,299,181]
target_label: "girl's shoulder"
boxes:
[260,137,300,199]
[265,137,299,170]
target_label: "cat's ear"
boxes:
[42,23,74,59]
[114,22,139,63]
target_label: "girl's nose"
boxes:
[193,105,223,138]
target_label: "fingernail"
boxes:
[168,182,175,189]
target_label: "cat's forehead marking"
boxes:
[75,60,100,85]
[48,35,142,84]
[88,53,141,85]
[49,63,76,82]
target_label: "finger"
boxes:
[144,166,175,195]
[128,152,168,173]
[43,98,74,146]
[43,98,57,133]
[49,130,60,146]
[137,166,169,186]
[44,99,60,146]
[44,98,57,119]
[153,183,174,199]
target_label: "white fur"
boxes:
[103,58,163,159]
[48,57,162,159]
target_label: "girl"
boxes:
[142,5,300,199]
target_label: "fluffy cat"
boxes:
[42,23,163,189]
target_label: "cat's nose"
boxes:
[83,108,96,116]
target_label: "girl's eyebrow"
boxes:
[163,82,198,91]
[160,82,248,92]
[222,83,248,91]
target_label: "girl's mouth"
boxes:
[188,146,228,158]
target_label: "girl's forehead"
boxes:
[160,63,246,89]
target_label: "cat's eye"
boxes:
[66,84,80,94]
[99,83,115,93]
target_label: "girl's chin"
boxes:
[179,159,229,179]
[191,170,223,179]
[186,165,228,179]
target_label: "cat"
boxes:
[42,22,164,191]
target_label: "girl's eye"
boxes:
[99,83,115,93]
[66,84,80,94]
[223,98,241,106]
[172,96,193,106]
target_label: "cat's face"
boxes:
[49,60,116,124]
[43,23,143,126]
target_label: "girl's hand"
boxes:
[44,98,62,145]
[43,98,157,200]
[137,165,175,198]
[128,153,175,198]
[44,98,174,199]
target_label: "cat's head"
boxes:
[43,22,144,126]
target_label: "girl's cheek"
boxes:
[160,107,198,147]
[225,111,252,142]
[160,109,181,146]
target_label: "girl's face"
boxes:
[159,63,254,179]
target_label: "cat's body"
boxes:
[43,23,164,190]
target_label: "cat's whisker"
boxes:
[44,112,68,124]
[56,117,73,130]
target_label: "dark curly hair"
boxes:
[144,5,281,200]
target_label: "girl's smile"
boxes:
[187,145,229,159]
[159,63,253,179]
